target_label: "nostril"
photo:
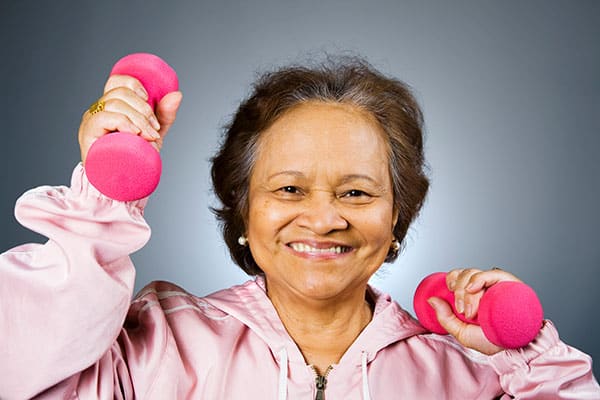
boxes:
[296,209,348,234]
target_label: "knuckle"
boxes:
[104,75,124,93]
[105,98,131,115]
[460,268,480,282]
[102,97,119,109]
[104,76,143,97]
[446,269,461,281]
[112,86,134,97]
[456,269,471,281]
[103,87,132,103]
[469,272,483,284]
[107,74,136,87]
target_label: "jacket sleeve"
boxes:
[491,320,600,399]
[0,164,151,400]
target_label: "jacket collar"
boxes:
[205,277,427,368]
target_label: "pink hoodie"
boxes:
[1,164,599,400]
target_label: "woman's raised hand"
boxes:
[426,268,523,355]
[78,74,183,165]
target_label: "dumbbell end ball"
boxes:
[85,133,162,202]
[478,281,544,349]
[413,272,452,335]
[110,53,179,109]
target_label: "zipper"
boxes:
[312,365,333,400]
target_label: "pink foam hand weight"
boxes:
[85,53,179,201]
[413,272,544,349]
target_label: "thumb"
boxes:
[427,297,503,355]
[427,297,466,338]
[156,91,183,136]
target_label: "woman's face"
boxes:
[247,101,398,302]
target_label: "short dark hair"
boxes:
[211,56,429,275]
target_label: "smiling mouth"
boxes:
[288,243,352,254]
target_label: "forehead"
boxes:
[254,101,390,177]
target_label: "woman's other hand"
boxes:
[427,268,523,355]
[78,74,183,165]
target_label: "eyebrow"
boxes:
[267,170,306,180]
[267,171,386,189]
[339,174,381,186]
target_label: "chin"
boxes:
[293,274,360,301]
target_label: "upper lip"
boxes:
[286,240,353,249]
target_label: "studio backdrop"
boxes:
[1,0,598,378]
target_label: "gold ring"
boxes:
[88,100,105,115]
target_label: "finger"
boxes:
[446,268,468,291]
[149,140,161,152]
[455,268,484,319]
[79,111,141,164]
[463,289,484,320]
[428,297,503,355]
[85,111,162,153]
[462,269,522,320]
[80,110,141,141]
[102,87,161,131]
[450,268,480,315]
[427,297,467,339]
[101,98,160,140]
[465,269,522,293]
[155,91,183,137]
[104,74,148,100]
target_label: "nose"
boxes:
[295,191,349,235]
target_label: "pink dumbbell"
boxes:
[85,53,179,201]
[413,272,544,349]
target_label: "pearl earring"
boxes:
[238,236,248,246]
[391,238,401,252]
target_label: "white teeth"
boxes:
[290,243,347,254]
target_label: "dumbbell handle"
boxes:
[413,272,544,349]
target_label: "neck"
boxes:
[266,281,373,375]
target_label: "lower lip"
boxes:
[286,245,354,260]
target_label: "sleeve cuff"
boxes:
[73,163,149,210]
[489,320,560,375]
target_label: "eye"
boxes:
[280,186,299,194]
[343,189,369,198]
[275,186,305,198]
[339,189,374,204]
[273,185,304,200]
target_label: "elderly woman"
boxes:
[0,57,598,400]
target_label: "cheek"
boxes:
[354,206,396,247]
[247,197,293,240]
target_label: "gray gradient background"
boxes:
[2,0,599,379]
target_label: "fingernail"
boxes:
[456,299,464,314]
[136,87,148,99]
[465,283,474,292]
[149,129,160,139]
[466,304,473,319]
[427,298,436,308]
[150,116,161,130]
[448,280,456,290]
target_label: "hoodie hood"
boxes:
[205,277,427,386]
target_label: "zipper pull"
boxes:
[315,374,327,400]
